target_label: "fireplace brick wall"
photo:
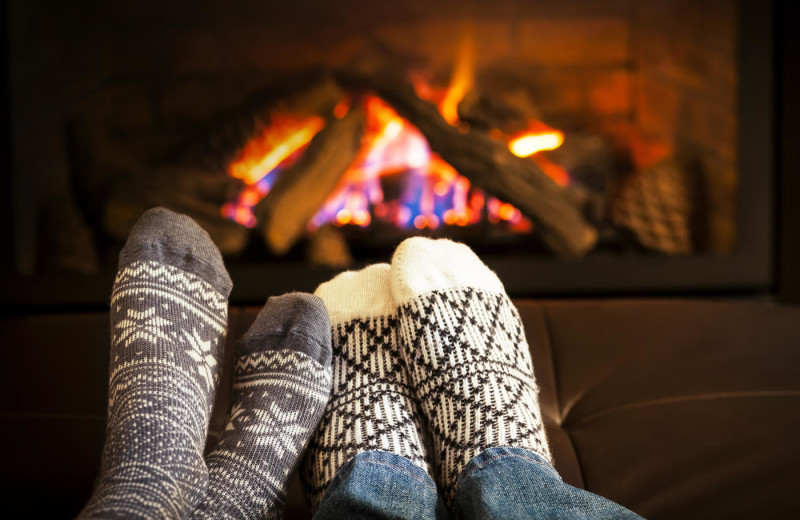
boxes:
[635,0,738,252]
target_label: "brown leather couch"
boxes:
[2,299,799,519]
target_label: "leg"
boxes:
[80,207,232,519]
[190,293,332,520]
[301,264,445,519]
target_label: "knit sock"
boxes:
[300,264,432,508]
[390,237,552,508]
[80,207,232,519]
[190,293,332,520]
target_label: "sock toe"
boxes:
[390,237,504,305]
[390,238,552,507]
[237,292,332,368]
[119,206,232,296]
[314,263,395,323]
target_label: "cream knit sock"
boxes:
[300,264,432,508]
[390,237,552,507]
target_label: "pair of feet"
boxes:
[304,240,552,510]
[81,208,332,519]
[80,207,551,519]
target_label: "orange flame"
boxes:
[223,113,325,227]
[224,24,566,234]
[509,130,564,157]
[228,115,325,185]
[507,123,569,186]
[438,24,475,126]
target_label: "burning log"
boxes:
[254,105,366,255]
[458,86,544,135]
[335,57,597,258]
[185,73,345,171]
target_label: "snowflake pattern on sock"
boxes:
[81,260,229,519]
[190,348,331,520]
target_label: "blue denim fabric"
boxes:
[456,447,644,520]
[312,450,451,520]
[313,448,644,520]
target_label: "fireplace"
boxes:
[5,0,777,305]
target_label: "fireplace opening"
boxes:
[7,0,774,304]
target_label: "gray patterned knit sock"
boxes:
[80,207,232,519]
[190,293,332,520]
[390,237,552,508]
[300,264,432,508]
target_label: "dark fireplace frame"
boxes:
[1,0,789,308]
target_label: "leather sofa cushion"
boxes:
[529,300,800,519]
[2,299,799,519]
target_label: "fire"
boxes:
[223,114,325,227]
[228,115,324,185]
[223,27,569,235]
[310,94,540,233]
[438,24,475,126]
[507,122,570,186]
[310,96,437,230]
[509,130,564,157]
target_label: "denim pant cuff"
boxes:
[314,447,643,520]
[458,446,562,487]
[454,446,643,520]
[314,450,449,520]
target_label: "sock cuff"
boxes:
[314,263,395,324]
[390,237,505,305]
[118,207,233,297]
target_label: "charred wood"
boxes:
[336,56,597,258]
[254,105,365,255]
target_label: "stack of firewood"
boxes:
[95,46,691,267]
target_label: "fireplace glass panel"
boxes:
[8,0,761,302]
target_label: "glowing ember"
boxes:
[509,130,564,157]
[533,154,571,187]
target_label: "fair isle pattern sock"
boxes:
[80,207,232,519]
[390,237,552,508]
[190,293,332,520]
[300,264,432,508]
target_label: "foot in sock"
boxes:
[390,237,552,507]
[80,207,232,519]
[190,293,332,520]
[300,264,432,508]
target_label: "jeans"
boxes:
[312,448,644,520]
